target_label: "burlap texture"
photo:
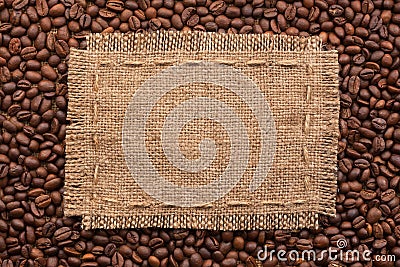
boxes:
[65,32,339,230]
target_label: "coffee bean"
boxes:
[153,247,168,259]
[92,246,105,255]
[232,236,244,250]
[366,207,382,224]
[126,230,139,244]
[182,7,196,24]
[284,5,296,21]
[348,75,360,94]
[106,0,124,12]
[390,155,400,168]
[221,258,236,267]
[20,47,37,60]
[204,236,219,251]
[99,8,117,19]
[103,243,116,257]
[361,0,374,14]
[149,237,164,249]
[359,68,375,79]
[35,194,51,208]
[24,155,40,169]
[54,227,72,242]
[263,8,277,18]
[360,189,377,200]
[128,16,140,30]
[111,252,124,267]
[8,38,21,55]
[381,189,396,202]
[296,239,313,250]
[352,216,366,229]
[79,14,91,29]
[149,18,161,30]
[189,253,202,267]
[137,246,151,259]
[371,118,387,131]
[354,158,369,169]
[209,0,226,16]
[49,3,65,17]
[42,222,56,237]
[36,0,49,16]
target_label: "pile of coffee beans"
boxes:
[0,0,399,266]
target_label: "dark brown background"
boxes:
[0,0,399,266]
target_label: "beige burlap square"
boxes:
[65,32,339,230]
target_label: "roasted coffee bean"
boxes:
[12,0,28,10]
[348,75,360,94]
[54,227,72,242]
[42,222,56,237]
[128,16,140,31]
[381,189,396,202]
[262,8,276,19]
[390,155,400,168]
[36,0,49,16]
[106,0,124,12]
[221,258,236,267]
[54,40,69,57]
[371,118,387,131]
[313,235,329,249]
[148,237,164,249]
[360,189,377,200]
[20,47,37,60]
[103,243,116,256]
[149,18,161,30]
[80,14,92,29]
[126,230,139,244]
[296,239,313,250]
[112,252,124,267]
[99,8,117,18]
[352,216,366,229]
[137,246,151,259]
[35,194,52,208]
[367,207,382,224]
[284,5,296,21]
[209,0,226,16]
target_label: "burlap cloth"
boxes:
[65,32,339,230]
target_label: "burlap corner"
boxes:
[65,32,339,230]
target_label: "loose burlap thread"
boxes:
[65,32,339,230]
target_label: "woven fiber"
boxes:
[65,32,339,230]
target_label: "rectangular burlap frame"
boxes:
[65,32,339,230]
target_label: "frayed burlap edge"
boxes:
[84,212,320,230]
[85,31,323,52]
[65,32,339,230]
